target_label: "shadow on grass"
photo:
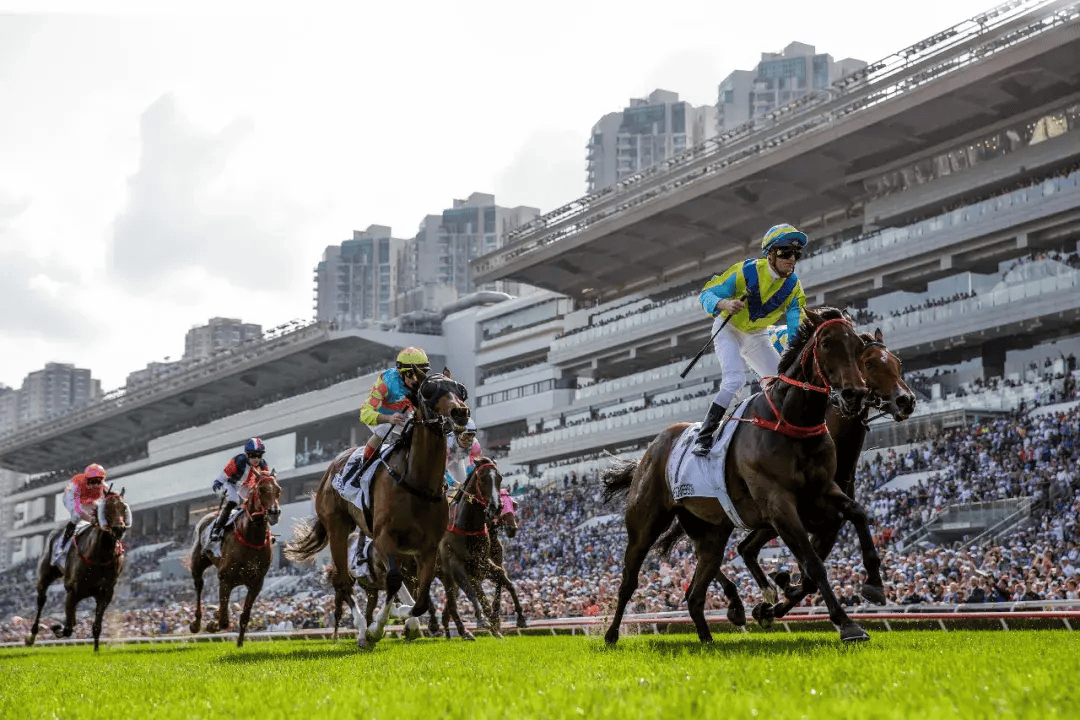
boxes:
[215,645,361,665]
[596,634,865,658]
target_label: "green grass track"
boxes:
[3,631,1076,719]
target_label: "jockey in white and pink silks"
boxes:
[446,419,483,496]
[60,463,108,544]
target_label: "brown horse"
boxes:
[438,458,507,639]
[602,308,874,645]
[487,489,528,629]
[735,328,916,623]
[26,487,131,651]
[189,468,282,647]
[285,371,470,648]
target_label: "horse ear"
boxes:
[804,307,822,325]
[442,366,453,379]
[120,487,125,497]
[875,327,885,344]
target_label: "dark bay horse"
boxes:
[189,468,282,647]
[438,458,507,639]
[735,328,916,624]
[488,489,528,629]
[603,308,874,645]
[286,372,470,648]
[26,488,131,651]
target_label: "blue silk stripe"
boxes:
[742,260,797,322]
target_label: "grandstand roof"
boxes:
[472,1,1080,300]
[0,325,441,474]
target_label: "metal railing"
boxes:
[474,0,1079,279]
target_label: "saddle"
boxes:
[51,522,92,569]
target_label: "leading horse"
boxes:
[603,308,875,645]
[26,487,131,651]
[286,371,470,648]
[189,468,282,647]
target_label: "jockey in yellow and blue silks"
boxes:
[691,224,808,456]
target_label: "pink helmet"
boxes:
[84,463,107,481]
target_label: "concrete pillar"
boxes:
[982,342,1006,380]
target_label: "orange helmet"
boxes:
[84,463,107,481]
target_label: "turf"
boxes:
[3,631,1075,719]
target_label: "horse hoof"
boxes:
[189,621,200,634]
[772,603,791,620]
[404,617,421,641]
[774,570,791,589]
[751,602,774,629]
[861,584,887,606]
[727,604,747,627]
[840,623,870,643]
[604,629,619,646]
[783,585,804,602]
[357,633,368,650]
[476,617,490,629]
[24,636,35,647]
[390,604,413,620]
[367,622,384,644]
[516,617,528,629]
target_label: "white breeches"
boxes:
[712,319,781,408]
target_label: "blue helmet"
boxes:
[761,224,808,256]
[244,438,266,454]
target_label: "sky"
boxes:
[0,0,1003,390]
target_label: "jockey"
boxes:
[340,347,429,488]
[446,419,482,497]
[692,224,808,456]
[61,464,108,544]
[209,438,269,541]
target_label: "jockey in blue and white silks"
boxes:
[691,224,809,456]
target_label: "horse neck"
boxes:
[237,497,269,540]
[84,523,116,562]
[451,493,488,532]
[406,415,448,492]
[773,359,830,428]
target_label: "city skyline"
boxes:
[0,0,999,389]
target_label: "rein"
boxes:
[387,376,468,503]
[736,317,853,439]
[233,474,277,550]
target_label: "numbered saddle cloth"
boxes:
[51,521,92,570]
[332,445,394,526]
[198,507,245,550]
[666,396,754,532]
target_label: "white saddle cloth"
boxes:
[666,397,754,531]
[332,445,394,520]
[51,522,92,569]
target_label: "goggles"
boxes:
[773,247,802,260]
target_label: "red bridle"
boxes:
[233,473,278,549]
[447,461,499,537]
[74,494,127,566]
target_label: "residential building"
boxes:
[314,226,405,328]
[586,90,717,193]
[183,317,263,361]
[17,363,101,426]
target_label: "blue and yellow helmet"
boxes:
[761,224,808,256]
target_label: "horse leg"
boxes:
[57,590,78,638]
[680,514,736,641]
[444,574,472,641]
[237,579,263,648]
[324,516,363,645]
[215,580,231,632]
[835,496,886,605]
[737,528,781,628]
[492,565,527,629]
[713,568,747,627]
[605,503,675,646]
[366,549,402,645]
[26,567,59,646]
[771,502,868,642]
[91,588,113,652]
[189,553,211,633]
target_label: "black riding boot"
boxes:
[210,501,237,541]
[692,403,727,457]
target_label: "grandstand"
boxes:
[1,0,1079,636]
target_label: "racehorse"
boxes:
[487,489,528,630]
[26,487,131,651]
[602,308,874,645]
[735,328,916,623]
[189,468,282,647]
[438,458,508,639]
[285,371,470,648]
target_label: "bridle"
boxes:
[857,339,910,426]
[447,460,500,536]
[414,373,469,436]
[77,492,129,566]
[233,471,279,549]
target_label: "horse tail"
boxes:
[600,457,639,504]
[284,516,329,564]
[655,520,687,557]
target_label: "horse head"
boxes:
[246,469,282,525]
[492,488,519,538]
[96,487,132,540]
[415,370,471,434]
[790,307,868,415]
[860,328,916,421]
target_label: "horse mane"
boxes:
[777,306,847,372]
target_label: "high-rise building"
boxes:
[183,317,262,361]
[586,90,717,193]
[395,194,540,315]
[0,385,18,436]
[716,42,866,132]
[314,226,405,328]
[125,361,187,391]
[17,363,101,426]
